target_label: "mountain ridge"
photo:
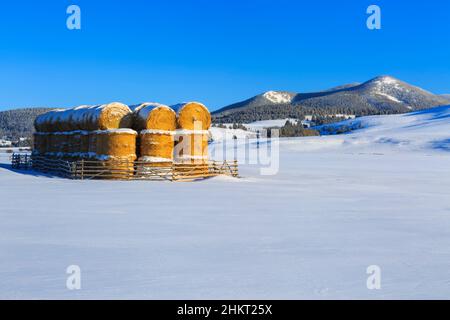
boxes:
[212,76,449,123]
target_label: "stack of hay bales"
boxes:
[32,100,214,180]
[34,109,65,157]
[133,103,177,167]
[172,102,211,164]
[33,103,136,169]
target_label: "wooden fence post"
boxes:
[80,159,84,180]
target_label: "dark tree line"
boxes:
[0,108,53,141]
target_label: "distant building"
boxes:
[0,139,12,147]
[301,120,315,128]
[334,114,356,119]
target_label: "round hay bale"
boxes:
[86,102,133,131]
[88,132,98,158]
[49,110,67,132]
[174,131,209,164]
[139,131,175,166]
[34,109,65,132]
[95,131,106,157]
[79,131,90,157]
[172,102,211,165]
[68,105,92,130]
[133,103,176,131]
[68,131,82,158]
[33,132,47,155]
[172,102,211,130]
[50,110,72,132]
[95,129,137,158]
[46,133,56,156]
[93,129,137,179]
[52,132,68,157]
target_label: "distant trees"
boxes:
[211,122,247,130]
[267,120,320,138]
[231,123,247,130]
[0,108,53,141]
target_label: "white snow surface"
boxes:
[209,127,256,141]
[262,91,294,104]
[376,92,402,103]
[1,106,450,299]
[244,118,298,130]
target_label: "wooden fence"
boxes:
[11,154,238,181]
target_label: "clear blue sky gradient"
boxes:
[0,0,449,111]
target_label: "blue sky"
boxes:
[0,0,449,111]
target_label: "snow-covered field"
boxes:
[1,106,450,299]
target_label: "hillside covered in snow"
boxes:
[312,105,450,153]
[212,76,449,123]
[1,106,449,299]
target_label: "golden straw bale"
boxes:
[68,131,82,158]
[86,102,133,131]
[95,131,106,157]
[95,129,137,158]
[174,132,209,164]
[88,132,98,158]
[139,132,174,163]
[91,129,137,179]
[133,103,176,131]
[172,102,211,164]
[172,102,211,130]
[79,131,90,156]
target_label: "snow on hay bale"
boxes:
[133,103,177,167]
[34,109,65,132]
[173,102,211,130]
[85,103,133,131]
[172,102,211,164]
[34,103,132,133]
[133,102,176,132]
[67,105,92,131]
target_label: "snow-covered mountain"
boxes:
[213,76,449,123]
[261,91,295,104]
